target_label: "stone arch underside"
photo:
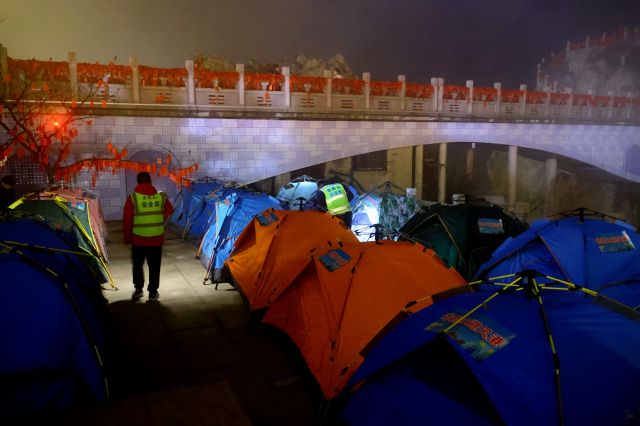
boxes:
[77,117,640,219]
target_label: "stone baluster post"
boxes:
[430,77,439,112]
[324,69,332,108]
[363,72,371,109]
[437,78,445,113]
[567,88,574,117]
[544,158,557,216]
[507,145,518,211]
[236,64,245,106]
[438,143,447,203]
[185,59,196,105]
[626,91,633,120]
[398,75,406,111]
[130,56,140,104]
[544,89,551,117]
[466,80,474,115]
[68,51,78,99]
[607,90,615,119]
[494,82,502,116]
[282,66,291,108]
[520,84,527,116]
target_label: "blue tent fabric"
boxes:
[476,215,640,308]
[199,189,281,282]
[342,280,640,426]
[0,216,111,416]
[170,179,225,239]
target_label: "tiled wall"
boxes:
[69,116,640,219]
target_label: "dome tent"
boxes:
[0,213,112,416]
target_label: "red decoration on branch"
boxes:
[55,143,199,188]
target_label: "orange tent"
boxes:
[262,240,466,399]
[225,209,358,310]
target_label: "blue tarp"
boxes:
[476,214,640,308]
[342,278,640,426]
[199,189,281,282]
[170,179,225,239]
[0,216,111,416]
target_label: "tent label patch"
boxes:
[477,218,504,234]
[319,249,352,272]
[426,310,515,360]
[257,212,279,226]
[595,231,635,252]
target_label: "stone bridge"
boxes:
[2,51,640,219]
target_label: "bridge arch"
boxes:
[72,115,640,219]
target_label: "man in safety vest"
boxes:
[123,172,173,301]
[310,177,354,227]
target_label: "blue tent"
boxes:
[476,208,640,309]
[0,214,111,416]
[199,189,281,283]
[170,178,225,240]
[276,175,319,210]
[341,273,640,426]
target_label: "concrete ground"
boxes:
[58,221,326,426]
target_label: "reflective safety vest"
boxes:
[321,183,351,215]
[131,192,166,237]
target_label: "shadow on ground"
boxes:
[50,222,329,426]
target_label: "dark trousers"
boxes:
[131,245,163,292]
[338,211,353,228]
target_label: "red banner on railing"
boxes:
[501,89,523,103]
[289,75,325,94]
[139,66,187,87]
[473,87,497,102]
[77,62,132,85]
[405,83,433,99]
[526,91,547,105]
[332,78,364,95]
[7,58,69,82]
[370,81,401,97]
[194,70,238,89]
[549,93,570,105]
[244,73,284,91]
[443,85,469,101]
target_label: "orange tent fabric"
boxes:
[226,209,358,311]
[262,240,466,399]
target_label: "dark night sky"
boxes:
[1,0,639,88]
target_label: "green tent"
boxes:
[9,194,113,286]
[399,196,527,279]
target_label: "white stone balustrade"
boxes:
[4,52,640,123]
